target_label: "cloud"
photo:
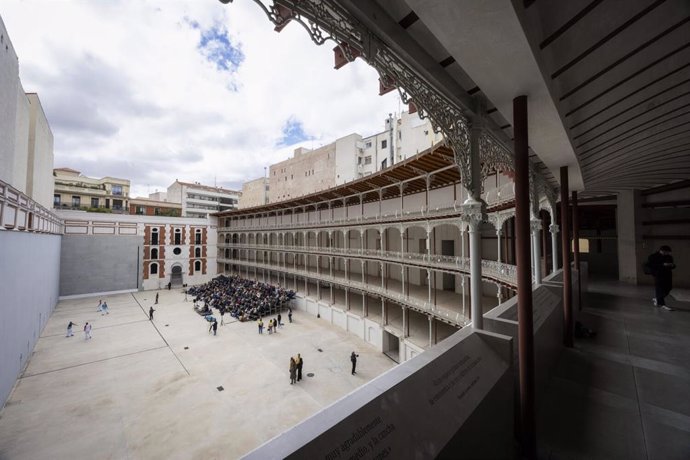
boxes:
[1,0,401,198]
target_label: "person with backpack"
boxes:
[646,245,676,311]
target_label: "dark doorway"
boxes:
[171,265,183,286]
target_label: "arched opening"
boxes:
[151,248,159,260]
[171,264,183,286]
[150,262,158,275]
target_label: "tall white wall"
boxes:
[0,231,61,408]
[27,94,54,209]
[0,17,20,186]
[12,88,30,194]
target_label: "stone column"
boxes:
[428,315,435,347]
[497,228,503,263]
[549,224,559,273]
[402,307,407,338]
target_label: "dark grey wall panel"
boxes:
[59,235,142,296]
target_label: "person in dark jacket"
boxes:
[648,245,676,311]
[296,353,303,381]
[351,351,359,375]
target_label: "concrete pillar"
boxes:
[497,228,503,263]
[466,211,483,329]
[617,191,642,280]
[345,288,350,310]
[402,307,407,338]
[550,224,559,273]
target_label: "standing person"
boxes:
[648,245,676,311]
[96,299,103,312]
[350,351,359,375]
[149,306,155,320]
[288,308,293,323]
[167,282,171,290]
[155,293,159,304]
[66,321,78,338]
[220,308,225,326]
[289,357,297,385]
[296,353,303,382]
[102,301,109,315]
[268,319,273,335]
[277,313,282,327]
[210,320,218,336]
[84,322,92,340]
[258,318,264,334]
[273,317,278,333]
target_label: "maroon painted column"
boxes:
[572,191,581,310]
[561,167,573,347]
[513,95,536,459]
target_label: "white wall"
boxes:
[0,17,20,186]
[0,231,61,408]
[27,94,54,209]
[12,88,29,194]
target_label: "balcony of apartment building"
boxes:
[53,181,128,213]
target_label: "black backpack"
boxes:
[642,258,653,275]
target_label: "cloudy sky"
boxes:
[2,0,401,197]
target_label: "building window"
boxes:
[151,228,159,245]
[136,206,145,215]
[365,140,372,148]
[53,194,61,207]
[113,199,123,211]
[195,247,201,258]
[173,247,182,255]
[154,208,160,216]
[381,159,388,169]
[151,248,158,259]
[174,228,181,245]
[195,230,202,245]
[194,260,201,272]
[91,197,99,208]
[364,156,372,165]
[112,185,123,196]
[72,196,81,207]
[381,140,387,149]
[150,263,158,275]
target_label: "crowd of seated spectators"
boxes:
[187,275,295,321]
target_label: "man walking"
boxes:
[155,293,159,304]
[210,319,218,336]
[96,299,102,312]
[66,321,77,337]
[102,301,109,315]
[149,306,155,320]
[350,351,359,375]
[258,318,264,334]
[648,245,676,311]
[296,353,303,382]
[84,322,92,340]
[277,313,282,327]
[288,308,293,323]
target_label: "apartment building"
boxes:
[239,111,443,207]
[166,180,240,219]
[129,196,181,217]
[53,168,130,212]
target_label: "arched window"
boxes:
[195,229,202,245]
[174,228,181,245]
[150,262,158,275]
[194,260,201,272]
[195,247,201,258]
[151,228,159,245]
[151,248,159,259]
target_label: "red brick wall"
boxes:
[188,259,194,276]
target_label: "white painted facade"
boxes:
[167,180,240,218]
[0,17,54,209]
[58,210,218,292]
[239,111,442,207]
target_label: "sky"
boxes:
[1,0,401,197]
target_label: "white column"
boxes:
[428,315,434,347]
[531,219,542,285]
[497,284,503,306]
[496,228,503,263]
[549,224,559,273]
[463,199,484,330]
[427,269,432,304]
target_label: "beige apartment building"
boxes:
[239,111,443,208]
[53,168,130,212]
[166,180,241,219]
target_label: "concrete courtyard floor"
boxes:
[0,289,396,460]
